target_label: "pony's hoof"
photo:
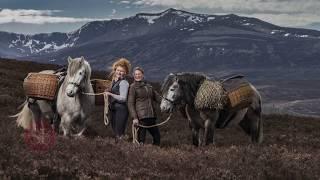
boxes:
[72,134,86,140]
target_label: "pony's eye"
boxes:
[79,72,83,75]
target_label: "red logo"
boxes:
[24,118,56,152]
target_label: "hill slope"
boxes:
[0,59,319,179]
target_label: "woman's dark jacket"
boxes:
[128,81,161,120]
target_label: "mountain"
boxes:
[1,8,320,80]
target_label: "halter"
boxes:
[160,94,182,107]
[161,76,183,107]
[67,73,87,90]
[68,81,81,87]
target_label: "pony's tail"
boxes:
[9,102,34,130]
[257,98,263,144]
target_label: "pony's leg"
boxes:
[184,105,202,146]
[74,118,87,137]
[239,116,251,136]
[249,108,263,143]
[192,127,200,146]
[200,110,219,146]
[52,113,61,133]
[241,107,263,143]
[60,114,72,137]
[27,99,42,131]
[206,125,214,145]
[74,111,91,137]
[203,119,217,145]
[76,127,86,137]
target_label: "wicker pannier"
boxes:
[227,84,254,110]
[23,73,59,100]
[221,75,254,111]
[91,79,111,106]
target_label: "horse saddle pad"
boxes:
[220,75,254,110]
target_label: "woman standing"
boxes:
[105,58,131,141]
[128,67,161,145]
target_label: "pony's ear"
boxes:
[174,76,178,82]
[169,73,177,81]
[68,56,72,64]
[80,56,85,64]
[173,74,180,82]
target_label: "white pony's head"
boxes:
[65,56,91,97]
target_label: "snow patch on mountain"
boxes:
[207,17,215,21]
[9,36,74,54]
[187,16,204,24]
[137,15,159,24]
[137,9,208,25]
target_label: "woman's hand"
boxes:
[133,119,139,126]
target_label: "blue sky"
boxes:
[1,0,320,34]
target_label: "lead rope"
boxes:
[132,113,172,144]
[132,125,140,144]
[103,93,109,126]
[82,92,109,126]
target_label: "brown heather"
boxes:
[0,58,319,179]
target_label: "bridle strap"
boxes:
[67,70,87,88]
[68,81,81,87]
[67,81,84,93]
[160,94,178,106]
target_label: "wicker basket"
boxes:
[91,79,111,105]
[23,73,59,100]
[227,84,254,111]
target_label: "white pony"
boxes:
[13,56,94,136]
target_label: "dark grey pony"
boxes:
[160,73,263,146]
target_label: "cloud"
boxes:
[133,0,320,26]
[120,1,131,4]
[133,1,143,5]
[240,13,320,27]
[0,9,107,24]
[132,0,319,13]
[109,9,117,17]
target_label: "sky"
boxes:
[0,0,320,34]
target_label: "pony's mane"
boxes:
[161,72,207,93]
[161,74,174,92]
[83,61,92,82]
[68,58,83,76]
[176,72,207,84]
[68,58,91,81]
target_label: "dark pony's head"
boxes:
[160,72,207,113]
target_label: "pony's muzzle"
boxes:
[66,90,75,97]
[66,88,78,97]
[66,84,79,97]
[160,105,172,113]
